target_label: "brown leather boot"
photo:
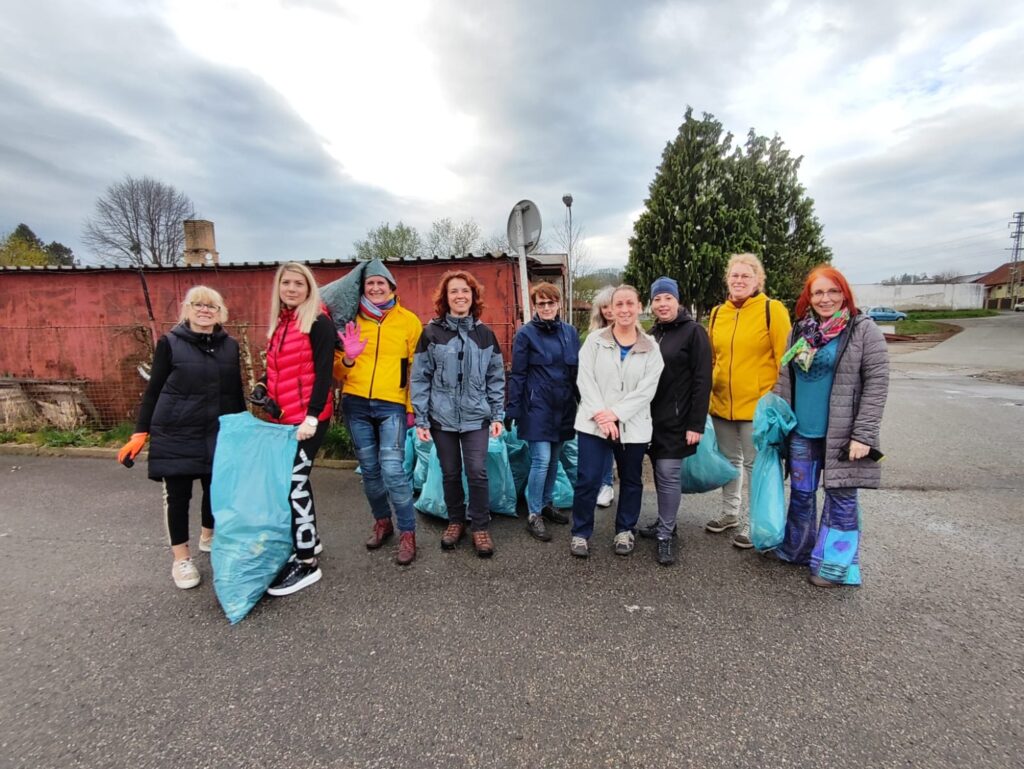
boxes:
[395,532,416,566]
[365,518,394,550]
[440,522,466,550]
[472,530,494,558]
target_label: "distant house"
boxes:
[974,262,1023,309]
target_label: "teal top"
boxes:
[794,336,840,438]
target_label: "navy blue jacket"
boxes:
[506,316,580,442]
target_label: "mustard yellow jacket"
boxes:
[709,292,792,422]
[334,301,422,410]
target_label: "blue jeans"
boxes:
[526,440,562,514]
[600,452,613,487]
[341,396,416,532]
[571,431,646,539]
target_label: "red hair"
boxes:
[432,269,486,319]
[794,266,859,319]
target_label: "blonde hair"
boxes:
[725,252,766,293]
[610,284,644,335]
[268,262,322,337]
[589,285,615,331]
[179,285,228,325]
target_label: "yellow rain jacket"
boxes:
[708,292,792,422]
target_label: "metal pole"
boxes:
[514,208,531,325]
[562,194,573,326]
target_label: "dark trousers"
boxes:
[162,474,213,546]
[290,420,329,559]
[571,431,646,539]
[431,427,490,531]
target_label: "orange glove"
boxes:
[118,432,148,467]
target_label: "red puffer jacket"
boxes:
[266,308,334,425]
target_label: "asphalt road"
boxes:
[2,315,1022,769]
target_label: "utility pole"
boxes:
[562,194,573,326]
[1009,211,1023,309]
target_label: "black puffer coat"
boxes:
[136,324,245,480]
[649,308,712,460]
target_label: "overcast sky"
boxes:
[1,0,1020,282]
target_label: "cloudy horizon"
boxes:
[1,0,1020,283]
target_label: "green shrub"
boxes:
[321,423,355,459]
[40,427,100,448]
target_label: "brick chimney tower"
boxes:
[183,220,219,266]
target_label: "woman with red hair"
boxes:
[772,266,889,587]
[410,270,506,557]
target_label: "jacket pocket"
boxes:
[400,357,408,389]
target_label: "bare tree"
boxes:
[425,218,481,256]
[353,221,423,260]
[83,176,196,266]
[554,217,593,286]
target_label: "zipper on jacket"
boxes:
[727,310,739,420]
[367,322,382,399]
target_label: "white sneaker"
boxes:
[172,558,201,589]
[596,484,615,508]
[613,531,635,556]
[198,533,214,553]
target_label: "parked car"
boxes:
[1014,301,1024,312]
[865,306,908,322]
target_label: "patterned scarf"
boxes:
[358,294,396,323]
[780,308,850,372]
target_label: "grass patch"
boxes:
[321,423,355,459]
[904,309,997,321]
[894,320,946,335]
[39,427,102,448]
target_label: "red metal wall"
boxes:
[0,256,529,426]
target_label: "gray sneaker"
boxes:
[705,514,740,533]
[613,530,635,556]
[732,527,753,549]
[570,536,590,558]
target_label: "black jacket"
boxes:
[649,309,712,459]
[136,324,245,480]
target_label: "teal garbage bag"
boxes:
[210,412,297,624]
[680,415,739,493]
[503,425,531,495]
[403,427,416,478]
[412,431,433,493]
[414,434,518,518]
[750,393,797,551]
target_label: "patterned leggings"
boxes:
[777,433,862,585]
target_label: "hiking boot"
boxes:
[440,522,466,550]
[569,536,590,558]
[526,514,552,542]
[172,558,201,589]
[472,530,495,558]
[596,484,614,508]
[267,557,321,596]
[540,504,569,525]
[656,538,676,567]
[198,532,214,553]
[395,532,416,566]
[366,518,394,550]
[638,521,677,540]
[705,514,740,533]
[613,530,635,556]
[731,527,753,549]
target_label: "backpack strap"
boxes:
[765,298,772,330]
[709,304,721,336]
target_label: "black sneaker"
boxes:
[526,514,552,542]
[541,505,569,525]
[267,557,321,596]
[656,538,676,567]
[638,522,677,540]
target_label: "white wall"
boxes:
[851,283,985,310]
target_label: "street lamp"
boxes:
[562,194,573,325]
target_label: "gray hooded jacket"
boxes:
[774,314,890,489]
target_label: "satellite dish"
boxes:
[507,200,542,254]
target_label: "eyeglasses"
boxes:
[190,302,220,311]
[810,289,843,300]
[535,301,558,308]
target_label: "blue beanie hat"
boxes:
[650,276,679,301]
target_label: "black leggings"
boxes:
[290,420,329,559]
[162,474,213,547]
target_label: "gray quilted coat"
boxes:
[773,314,890,489]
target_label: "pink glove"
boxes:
[338,321,367,361]
[406,412,416,428]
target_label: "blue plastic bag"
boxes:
[502,425,531,495]
[680,415,739,493]
[210,412,297,624]
[414,434,519,518]
[412,431,433,493]
[750,393,797,551]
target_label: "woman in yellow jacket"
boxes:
[706,253,792,548]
